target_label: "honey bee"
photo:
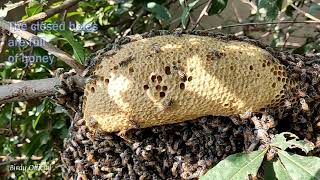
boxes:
[300,98,310,111]
[173,65,187,81]
[173,28,183,37]
[87,116,98,128]
[119,54,135,67]
[158,98,173,112]
[150,43,161,54]
[75,118,85,127]
[92,162,100,175]
[266,147,277,161]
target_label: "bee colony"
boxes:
[62,31,320,179]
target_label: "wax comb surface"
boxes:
[83,34,296,132]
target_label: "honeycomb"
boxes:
[83,34,297,132]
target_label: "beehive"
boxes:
[83,34,297,132]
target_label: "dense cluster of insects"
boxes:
[62,115,248,179]
[61,30,320,178]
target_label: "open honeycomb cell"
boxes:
[83,34,297,132]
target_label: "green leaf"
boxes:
[263,160,277,180]
[256,0,279,20]
[179,0,185,7]
[273,158,292,180]
[24,131,50,156]
[37,33,57,42]
[309,3,320,16]
[180,0,199,29]
[33,99,48,130]
[53,119,65,129]
[25,3,43,17]
[58,127,69,139]
[271,132,315,153]
[208,0,228,15]
[146,2,171,21]
[0,103,13,127]
[278,150,320,180]
[280,0,295,12]
[181,8,190,29]
[200,148,268,180]
[188,0,200,8]
[60,29,85,64]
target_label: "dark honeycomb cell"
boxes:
[160,92,165,98]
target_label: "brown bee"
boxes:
[300,98,310,111]
[240,111,252,120]
[92,162,100,175]
[173,65,187,81]
[266,115,276,128]
[150,43,161,54]
[173,28,183,37]
[87,151,96,163]
[266,147,277,161]
[75,171,88,180]
[248,174,258,180]
[81,140,92,145]
[87,116,98,128]
[158,98,174,112]
[74,115,85,126]
[119,53,135,67]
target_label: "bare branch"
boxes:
[192,0,212,30]
[20,0,81,24]
[0,78,62,104]
[290,4,320,23]
[0,74,85,104]
[0,18,84,74]
[205,20,320,30]
[0,79,24,84]
[0,75,85,104]
[0,30,8,55]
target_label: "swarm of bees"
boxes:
[61,30,320,179]
[62,115,247,179]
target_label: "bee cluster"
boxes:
[62,116,249,179]
[271,52,320,148]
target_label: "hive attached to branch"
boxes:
[83,34,297,132]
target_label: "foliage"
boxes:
[201,132,320,180]
[0,0,319,179]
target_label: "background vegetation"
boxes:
[0,0,319,179]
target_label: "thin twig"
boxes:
[205,20,320,30]
[290,4,320,22]
[0,19,84,73]
[282,14,300,49]
[193,0,213,30]
[19,0,81,24]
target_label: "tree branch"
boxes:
[20,0,81,24]
[0,18,84,74]
[205,20,320,30]
[0,30,8,55]
[0,74,85,104]
[0,78,62,104]
[192,0,212,30]
[290,4,320,23]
